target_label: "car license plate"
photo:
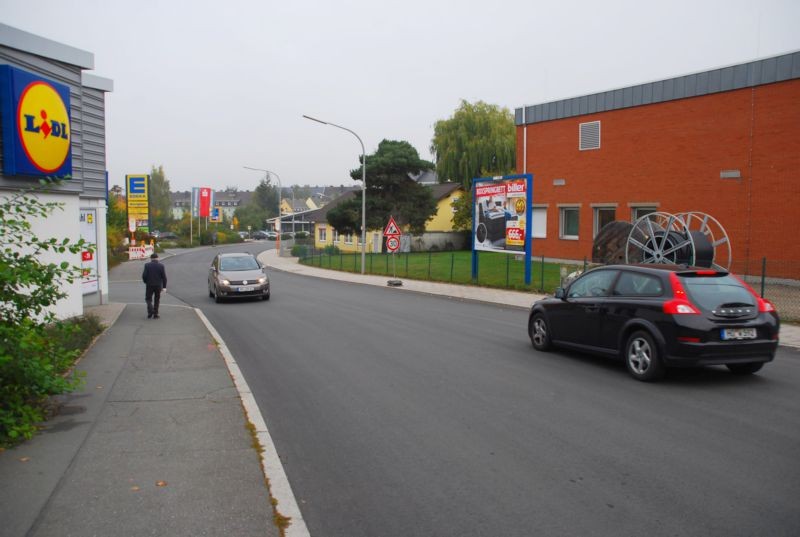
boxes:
[237,286,254,292]
[721,327,756,340]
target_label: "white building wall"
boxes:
[26,192,84,320]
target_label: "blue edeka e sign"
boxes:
[0,65,73,178]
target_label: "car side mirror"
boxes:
[554,287,566,300]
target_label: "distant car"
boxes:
[238,231,250,239]
[208,252,270,302]
[158,231,179,241]
[528,264,779,381]
[251,230,269,240]
[149,230,161,239]
[265,231,278,240]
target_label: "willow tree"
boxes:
[430,100,516,230]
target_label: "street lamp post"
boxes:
[302,114,366,275]
[243,166,282,251]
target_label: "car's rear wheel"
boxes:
[726,362,764,375]
[624,330,665,382]
[529,313,551,351]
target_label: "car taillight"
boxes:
[731,274,777,313]
[664,273,700,315]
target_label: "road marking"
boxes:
[194,308,310,537]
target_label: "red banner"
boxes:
[198,187,212,217]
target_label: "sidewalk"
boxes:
[0,301,279,537]
[259,249,800,349]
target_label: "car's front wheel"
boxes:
[624,330,665,382]
[262,291,270,301]
[726,362,764,375]
[529,313,551,351]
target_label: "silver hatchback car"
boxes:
[208,252,270,302]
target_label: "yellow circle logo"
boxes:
[514,198,526,214]
[17,81,71,173]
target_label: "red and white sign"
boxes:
[198,187,212,217]
[386,236,400,252]
[383,216,401,237]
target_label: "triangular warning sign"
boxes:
[383,216,401,237]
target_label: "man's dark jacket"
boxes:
[142,260,167,288]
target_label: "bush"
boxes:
[0,185,95,447]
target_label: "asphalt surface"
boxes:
[1,243,799,537]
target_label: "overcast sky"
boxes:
[3,0,799,192]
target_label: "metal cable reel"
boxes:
[625,211,731,269]
[674,211,732,270]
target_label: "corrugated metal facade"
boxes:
[516,51,800,125]
[0,25,111,199]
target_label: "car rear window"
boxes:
[679,274,755,310]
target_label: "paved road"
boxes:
[152,244,800,537]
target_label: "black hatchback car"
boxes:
[528,264,779,381]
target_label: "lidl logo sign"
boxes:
[0,66,73,177]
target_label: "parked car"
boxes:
[527,264,779,381]
[238,231,250,239]
[208,252,270,302]
[265,231,278,240]
[251,230,268,240]
[157,231,179,241]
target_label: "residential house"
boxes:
[307,183,466,253]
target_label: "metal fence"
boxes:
[294,245,800,322]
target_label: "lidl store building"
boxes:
[0,24,112,318]
[515,51,799,278]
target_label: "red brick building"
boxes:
[515,51,800,278]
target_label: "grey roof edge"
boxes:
[516,50,800,125]
[0,23,94,69]
[82,73,113,92]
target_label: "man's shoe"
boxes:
[148,313,153,319]
[153,314,160,319]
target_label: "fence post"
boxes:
[583,256,587,272]
[541,255,545,291]
[386,253,389,273]
[450,252,455,282]
[405,253,409,277]
[428,251,432,279]
[761,257,766,297]
[506,255,510,287]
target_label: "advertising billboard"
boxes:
[126,174,150,232]
[473,176,531,253]
[471,174,534,284]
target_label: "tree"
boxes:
[148,165,172,230]
[234,177,278,231]
[0,183,89,445]
[330,139,437,237]
[430,100,516,230]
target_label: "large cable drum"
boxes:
[625,211,731,269]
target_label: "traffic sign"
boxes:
[384,216,401,237]
[386,235,400,252]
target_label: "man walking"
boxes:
[142,252,167,319]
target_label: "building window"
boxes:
[594,207,616,237]
[319,227,327,242]
[532,207,547,238]
[345,233,353,245]
[451,197,459,214]
[632,206,657,221]
[333,230,340,243]
[560,207,580,239]
[579,121,601,150]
